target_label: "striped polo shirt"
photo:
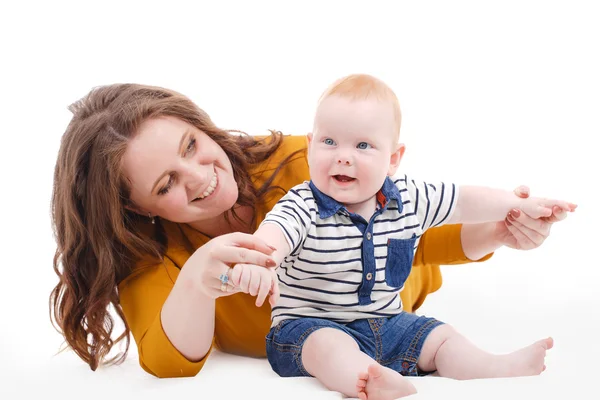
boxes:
[261,175,458,327]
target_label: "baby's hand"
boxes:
[519,196,576,219]
[230,263,280,307]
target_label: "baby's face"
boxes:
[309,95,401,208]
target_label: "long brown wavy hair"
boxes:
[50,83,300,371]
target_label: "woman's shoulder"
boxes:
[250,133,310,219]
[256,133,308,169]
[250,133,309,184]
[278,133,309,154]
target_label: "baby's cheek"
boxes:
[316,154,333,171]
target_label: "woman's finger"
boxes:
[505,218,536,250]
[226,232,277,255]
[507,215,546,247]
[208,267,242,298]
[212,285,242,298]
[213,246,277,268]
[509,209,550,237]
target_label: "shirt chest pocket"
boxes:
[385,234,417,288]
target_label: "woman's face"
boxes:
[122,116,239,224]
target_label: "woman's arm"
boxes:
[120,232,277,378]
[119,256,212,378]
[460,222,502,261]
[160,270,217,363]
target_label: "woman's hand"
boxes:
[461,186,576,260]
[494,186,576,250]
[180,232,277,299]
[160,232,277,362]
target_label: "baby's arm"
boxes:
[447,185,576,225]
[230,184,311,307]
[253,223,291,267]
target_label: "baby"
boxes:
[229,74,575,399]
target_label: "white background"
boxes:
[0,0,598,399]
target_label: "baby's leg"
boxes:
[302,328,416,399]
[417,324,553,380]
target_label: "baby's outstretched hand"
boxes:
[230,263,280,307]
[519,196,576,219]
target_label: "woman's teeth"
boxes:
[195,172,218,200]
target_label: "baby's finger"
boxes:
[269,269,280,306]
[513,185,530,199]
[230,264,243,286]
[542,199,574,213]
[255,273,272,307]
[529,205,553,219]
[239,265,252,293]
[248,269,260,296]
[543,205,568,224]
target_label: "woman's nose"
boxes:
[182,162,212,191]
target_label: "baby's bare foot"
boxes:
[498,337,554,377]
[356,364,416,400]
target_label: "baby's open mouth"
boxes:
[333,175,356,182]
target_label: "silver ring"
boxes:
[219,269,231,292]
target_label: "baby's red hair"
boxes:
[317,73,402,139]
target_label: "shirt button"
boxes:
[366,273,373,280]
[366,232,372,240]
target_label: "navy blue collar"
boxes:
[309,177,403,219]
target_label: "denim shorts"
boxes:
[266,312,444,377]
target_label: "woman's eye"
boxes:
[184,137,196,155]
[357,142,372,149]
[158,176,173,195]
[324,138,336,146]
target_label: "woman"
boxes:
[50,83,567,378]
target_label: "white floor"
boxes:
[3,232,598,399]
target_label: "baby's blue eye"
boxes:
[324,138,336,146]
[357,142,372,149]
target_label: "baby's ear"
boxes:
[388,143,405,176]
[305,133,313,155]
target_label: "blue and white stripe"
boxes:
[262,175,457,327]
